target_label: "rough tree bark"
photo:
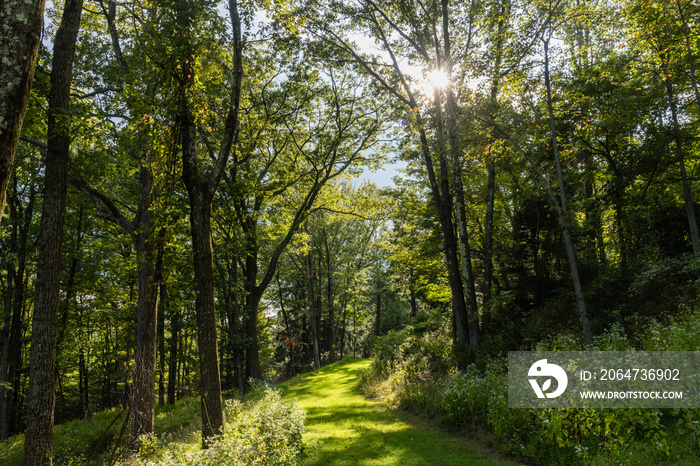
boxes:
[0,0,46,222]
[129,164,159,448]
[24,0,83,463]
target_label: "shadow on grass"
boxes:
[280,358,516,466]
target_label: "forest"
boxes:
[1,0,700,464]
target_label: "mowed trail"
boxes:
[279,358,517,466]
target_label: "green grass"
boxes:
[279,358,517,466]
[1,359,517,465]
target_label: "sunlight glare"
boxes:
[428,69,450,89]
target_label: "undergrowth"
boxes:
[359,309,700,466]
[0,388,304,466]
[139,388,305,466]
[0,396,199,465]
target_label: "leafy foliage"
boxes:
[140,389,305,466]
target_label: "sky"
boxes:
[358,160,408,189]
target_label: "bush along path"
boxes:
[279,358,516,466]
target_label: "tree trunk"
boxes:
[277,274,295,371]
[452,163,481,350]
[56,203,84,351]
[0,0,45,222]
[315,259,322,354]
[101,323,111,408]
[352,303,357,358]
[78,344,87,414]
[242,213,263,382]
[167,304,179,406]
[0,183,34,439]
[375,293,381,336]
[69,1,166,446]
[304,223,321,369]
[424,99,470,352]
[339,298,347,359]
[0,253,16,440]
[158,283,166,406]
[244,249,263,382]
[187,193,224,440]
[219,256,236,390]
[129,164,160,449]
[324,234,336,363]
[483,1,505,335]
[482,161,496,335]
[226,262,245,393]
[24,1,82,463]
[409,269,418,319]
[543,37,593,347]
[664,78,700,255]
[441,0,479,351]
[177,0,242,443]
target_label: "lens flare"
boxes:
[428,69,449,89]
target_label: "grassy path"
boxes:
[279,358,516,466]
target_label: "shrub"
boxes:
[439,364,503,428]
[140,388,305,466]
[642,308,700,351]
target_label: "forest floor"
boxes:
[278,358,518,466]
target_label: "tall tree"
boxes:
[483,0,595,346]
[626,0,700,254]
[479,0,514,335]
[24,0,83,463]
[178,0,243,443]
[64,0,180,447]
[303,0,479,352]
[230,61,386,380]
[541,19,593,346]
